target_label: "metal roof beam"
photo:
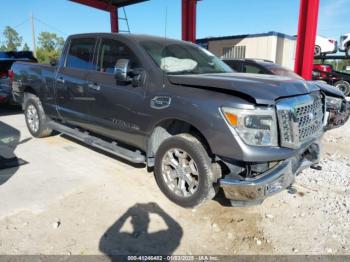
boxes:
[69,0,148,11]
[70,0,110,11]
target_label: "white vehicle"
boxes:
[339,33,350,57]
[314,35,337,56]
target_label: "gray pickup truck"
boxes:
[11,33,348,207]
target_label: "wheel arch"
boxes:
[23,86,38,95]
[147,118,213,167]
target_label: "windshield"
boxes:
[140,41,233,75]
[264,63,303,80]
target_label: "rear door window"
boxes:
[243,63,263,74]
[66,38,96,70]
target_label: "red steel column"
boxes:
[294,0,320,80]
[182,0,198,43]
[110,7,119,33]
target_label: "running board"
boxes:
[48,121,145,164]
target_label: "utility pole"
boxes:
[30,13,37,56]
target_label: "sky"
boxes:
[0,0,349,50]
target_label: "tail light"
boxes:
[0,71,8,79]
[8,70,14,82]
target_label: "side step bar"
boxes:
[48,121,145,164]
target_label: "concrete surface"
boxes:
[0,107,349,255]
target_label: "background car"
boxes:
[339,33,350,57]
[313,64,350,96]
[314,35,337,56]
[0,51,37,105]
[223,59,349,97]
[223,58,303,79]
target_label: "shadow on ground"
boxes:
[0,105,22,117]
[99,202,183,258]
[0,120,29,185]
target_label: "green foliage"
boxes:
[36,32,65,63]
[2,26,22,51]
[0,45,6,51]
[22,43,30,51]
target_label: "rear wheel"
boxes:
[346,45,350,57]
[24,93,53,138]
[154,134,218,208]
[314,45,321,56]
[334,80,350,96]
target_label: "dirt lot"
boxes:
[0,107,349,256]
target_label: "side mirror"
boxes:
[50,59,58,67]
[115,59,131,83]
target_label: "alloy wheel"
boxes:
[161,148,199,197]
[26,104,39,133]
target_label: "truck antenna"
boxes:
[164,5,168,40]
[30,12,37,57]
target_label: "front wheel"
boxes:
[346,46,350,57]
[24,93,53,138]
[314,45,321,57]
[334,80,350,96]
[154,134,218,208]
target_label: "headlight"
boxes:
[326,96,343,111]
[221,107,278,146]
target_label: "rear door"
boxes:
[55,37,97,127]
[85,37,147,147]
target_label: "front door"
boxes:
[55,37,97,128]
[85,38,146,148]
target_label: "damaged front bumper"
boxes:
[219,142,320,206]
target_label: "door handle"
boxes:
[88,83,101,91]
[57,77,65,84]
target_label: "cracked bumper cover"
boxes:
[219,143,320,202]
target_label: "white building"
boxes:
[197,31,297,70]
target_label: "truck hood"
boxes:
[168,73,320,105]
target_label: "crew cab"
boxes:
[11,33,349,207]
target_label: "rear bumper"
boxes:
[219,142,320,203]
[0,87,11,104]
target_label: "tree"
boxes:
[0,45,6,51]
[22,43,30,51]
[36,32,65,63]
[2,26,22,51]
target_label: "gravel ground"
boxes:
[260,121,350,254]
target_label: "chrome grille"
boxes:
[276,94,324,149]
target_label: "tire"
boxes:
[346,46,350,57]
[24,93,53,138]
[154,133,218,208]
[334,80,350,96]
[314,45,321,57]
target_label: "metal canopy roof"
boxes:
[70,0,148,11]
[98,0,148,7]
